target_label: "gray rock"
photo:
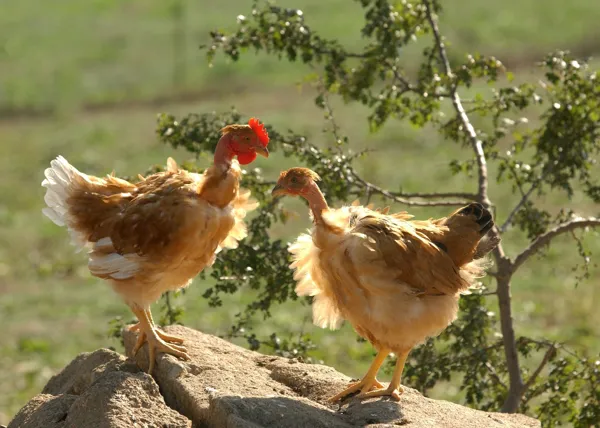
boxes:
[123,325,540,428]
[9,326,540,427]
[9,349,190,428]
[7,394,77,428]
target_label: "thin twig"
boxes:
[389,190,478,200]
[350,170,469,207]
[499,182,538,233]
[486,361,507,389]
[314,47,372,60]
[424,1,490,206]
[513,217,600,271]
[365,186,373,205]
[316,75,345,150]
[523,343,556,392]
[385,59,417,92]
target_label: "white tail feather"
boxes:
[89,252,141,280]
[88,238,141,280]
[41,155,88,248]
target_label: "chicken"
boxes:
[271,167,498,402]
[42,118,270,374]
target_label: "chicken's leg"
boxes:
[328,349,390,402]
[129,309,185,350]
[129,306,190,374]
[356,349,409,401]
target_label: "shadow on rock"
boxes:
[209,395,404,428]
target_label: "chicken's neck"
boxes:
[198,164,240,208]
[213,136,236,169]
[303,181,329,224]
[198,138,241,208]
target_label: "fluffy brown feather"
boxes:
[42,118,268,373]
[43,156,255,307]
[274,167,499,401]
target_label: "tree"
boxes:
[153,0,600,425]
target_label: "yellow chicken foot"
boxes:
[130,307,190,374]
[145,309,185,344]
[356,350,409,401]
[129,310,185,345]
[328,349,390,402]
[131,326,186,353]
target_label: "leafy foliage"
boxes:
[150,0,599,425]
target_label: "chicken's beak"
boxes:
[255,145,269,158]
[271,183,287,197]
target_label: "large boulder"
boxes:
[8,348,190,428]
[9,326,540,428]
[123,325,539,428]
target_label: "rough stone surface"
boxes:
[122,325,540,428]
[9,326,541,427]
[8,348,191,428]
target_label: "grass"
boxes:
[1,0,599,423]
[1,0,599,110]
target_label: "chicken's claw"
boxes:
[132,329,187,357]
[129,307,190,374]
[356,384,404,401]
[146,337,190,374]
[155,329,185,344]
[328,377,384,402]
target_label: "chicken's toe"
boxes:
[132,330,147,356]
[146,338,191,374]
[328,377,383,402]
[155,329,185,344]
[132,328,186,359]
[356,385,404,401]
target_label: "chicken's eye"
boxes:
[290,176,298,184]
[245,136,251,141]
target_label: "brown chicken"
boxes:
[42,118,269,373]
[272,167,498,402]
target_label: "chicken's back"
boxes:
[291,203,495,352]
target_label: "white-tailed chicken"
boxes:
[42,118,269,373]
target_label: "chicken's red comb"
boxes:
[248,117,269,147]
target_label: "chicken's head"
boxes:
[218,117,270,165]
[271,167,321,197]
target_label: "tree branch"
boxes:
[523,343,556,393]
[389,190,478,200]
[350,171,470,207]
[315,74,345,149]
[513,218,600,271]
[485,361,507,389]
[496,271,524,413]
[424,0,490,206]
[499,182,538,233]
[423,1,527,412]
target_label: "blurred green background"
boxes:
[1,0,599,423]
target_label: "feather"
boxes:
[167,157,178,173]
[41,155,258,309]
[289,199,496,352]
[41,156,93,248]
[88,239,142,280]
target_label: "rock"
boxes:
[8,349,191,428]
[9,326,540,427]
[122,325,540,428]
[7,394,77,428]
